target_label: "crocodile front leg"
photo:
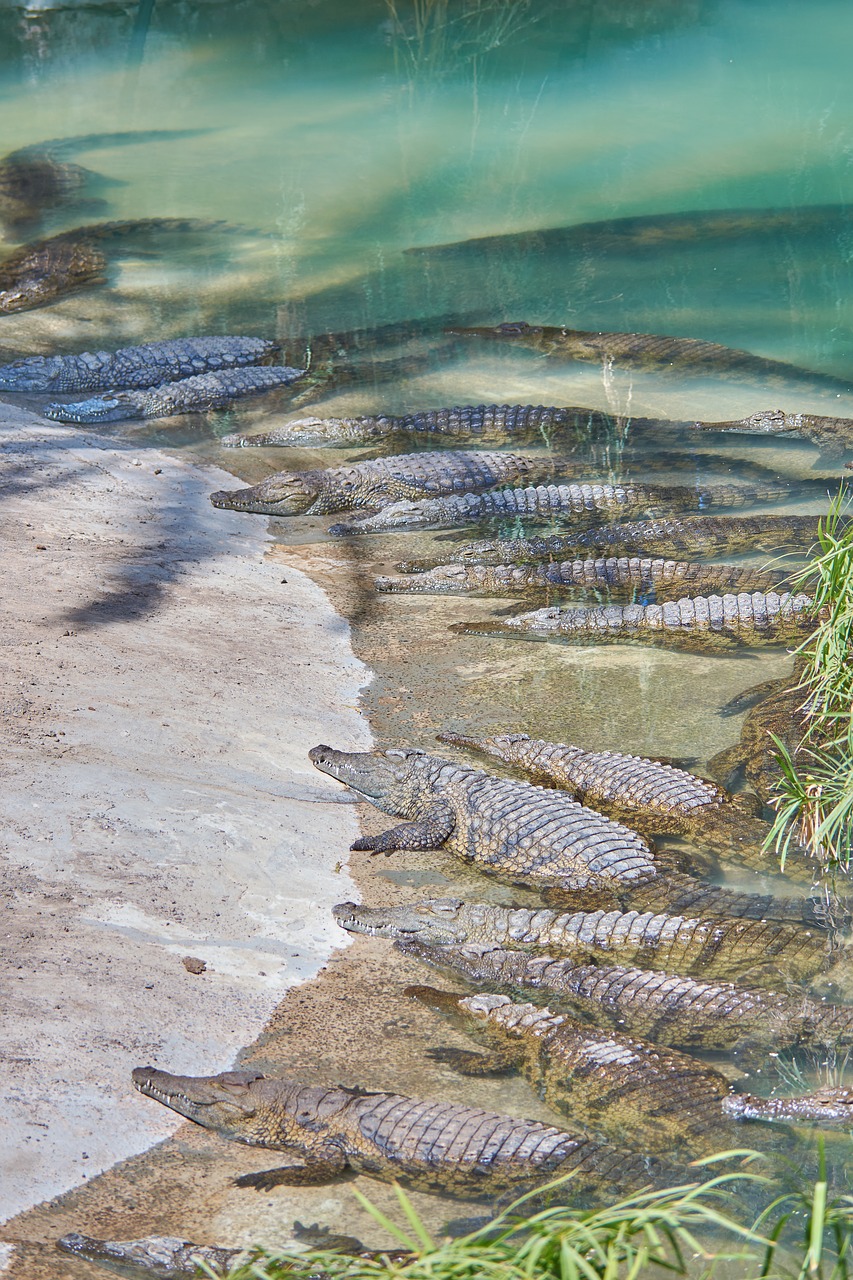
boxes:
[234,1147,348,1189]
[351,801,455,853]
[427,1045,521,1076]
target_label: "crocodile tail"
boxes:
[61,217,237,242]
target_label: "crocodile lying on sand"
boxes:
[436,730,808,877]
[399,514,835,573]
[44,365,306,423]
[709,674,809,806]
[132,1065,681,1197]
[450,322,853,397]
[0,130,206,235]
[376,557,788,603]
[210,450,562,516]
[451,591,816,654]
[329,481,806,535]
[330,897,830,987]
[0,217,228,314]
[408,987,853,1158]
[375,934,853,1053]
[0,336,279,393]
[313,746,835,925]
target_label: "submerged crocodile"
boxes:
[709,674,809,806]
[0,218,228,314]
[452,591,816,654]
[57,1224,409,1280]
[407,203,853,260]
[57,1233,240,1279]
[691,408,853,458]
[0,131,206,235]
[313,747,834,925]
[330,897,829,987]
[329,481,803,535]
[398,514,833,573]
[133,1065,680,1198]
[408,987,853,1158]
[376,557,788,603]
[450,322,853,397]
[381,935,853,1054]
[210,450,561,517]
[44,365,305,423]
[437,730,810,877]
[220,402,853,455]
[0,336,279,393]
[221,403,622,449]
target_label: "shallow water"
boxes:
[2,0,853,1258]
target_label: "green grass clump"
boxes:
[208,1159,853,1280]
[215,1166,767,1280]
[766,487,853,872]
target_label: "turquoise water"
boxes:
[2,0,853,1257]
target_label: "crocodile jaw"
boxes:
[131,1066,265,1128]
[332,898,464,945]
[44,394,132,423]
[209,472,319,514]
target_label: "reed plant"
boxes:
[215,1165,770,1280]
[212,1160,853,1280]
[765,487,853,872]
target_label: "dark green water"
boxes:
[1,0,852,1258]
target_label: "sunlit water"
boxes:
[1,0,852,1253]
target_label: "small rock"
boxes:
[181,956,206,975]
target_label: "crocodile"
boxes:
[376,557,788,603]
[329,897,830,987]
[407,987,853,1158]
[44,365,306,423]
[709,675,809,806]
[691,408,853,458]
[56,1233,241,1279]
[209,450,562,517]
[384,936,853,1054]
[132,1065,681,1198]
[0,336,280,393]
[313,747,836,925]
[436,730,811,878]
[397,514,832,573]
[449,322,853,397]
[451,591,816,654]
[0,218,229,314]
[0,131,207,235]
[219,402,853,455]
[406,203,853,260]
[221,404,622,449]
[328,481,807,535]
[57,1224,410,1279]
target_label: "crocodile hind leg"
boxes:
[426,1046,522,1075]
[234,1147,349,1190]
[351,802,455,853]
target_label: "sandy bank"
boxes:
[0,403,371,1226]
